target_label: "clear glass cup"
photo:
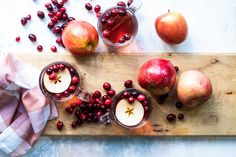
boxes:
[97,0,141,47]
[100,88,152,129]
[39,61,91,102]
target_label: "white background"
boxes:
[1,0,236,156]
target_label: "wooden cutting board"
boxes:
[16,53,236,136]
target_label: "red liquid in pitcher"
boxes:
[98,7,138,44]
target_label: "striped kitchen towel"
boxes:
[0,53,58,157]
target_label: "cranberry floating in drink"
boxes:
[97,0,141,47]
[100,88,152,129]
[39,62,91,102]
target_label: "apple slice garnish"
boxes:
[115,99,144,126]
[43,68,72,93]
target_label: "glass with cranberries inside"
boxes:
[100,88,152,129]
[97,1,141,47]
[39,61,91,102]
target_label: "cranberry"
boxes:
[21,17,27,26]
[63,91,70,97]
[57,2,64,8]
[124,80,133,88]
[107,18,115,26]
[178,114,184,120]
[111,9,118,17]
[94,5,101,13]
[107,90,116,97]
[131,91,138,98]
[51,46,57,52]
[70,103,77,109]
[176,101,183,109]
[58,63,65,70]
[104,98,112,106]
[37,11,45,19]
[75,109,81,118]
[101,18,107,24]
[123,91,131,98]
[104,12,111,19]
[95,98,103,106]
[119,37,125,43]
[68,85,76,93]
[71,121,77,128]
[167,114,176,122]
[175,66,179,72]
[51,0,58,5]
[87,103,93,109]
[37,45,43,52]
[118,9,126,16]
[56,121,63,130]
[53,26,61,34]
[76,119,83,126]
[47,5,54,12]
[26,14,31,20]
[62,13,68,20]
[124,33,131,40]
[96,111,103,118]
[45,3,52,8]
[51,17,58,24]
[93,91,101,98]
[117,1,126,7]
[127,0,133,6]
[28,34,37,42]
[96,13,102,18]
[46,68,53,75]
[51,64,59,72]
[101,95,108,101]
[102,30,111,38]
[144,105,150,111]
[55,11,62,19]
[76,99,83,106]
[62,0,68,3]
[55,93,62,99]
[103,82,111,90]
[59,7,67,13]
[48,22,55,29]
[48,12,54,17]
[65,106,74,114]
[71,76,79,85]
[85,3,92,11]
[137,94,146,102]
[128,96,135,104]
[68,17,75,22]
[15,36,20,42]
[80,113,87,120]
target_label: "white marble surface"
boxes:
[1,0,236,156]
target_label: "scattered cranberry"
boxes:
[104,98,112,106]
[96,111,103,118]
[51,17,58,24]
[103,82,111,90]
[76,119,83,126]
[102,30,111,38]
[71,121,77,128]
[45,3,52,8]
[107,18,115,26]
[75,109,81,118]
[175,66,179,72]
[107,90,116,97]
[68,85,76,93]
[48,12,54,17]
[62,13,68,20]
[55,11,62,19]
[47,5,54,12]
[119,37,125,43]
[70,103,76,109]
[117,1,126,7]
[65,106,74,114]
[28,34,37,42]
[76,99,83,106]
[37,45,43,52]
[21,17,27,26]
[93,91,101,98]
[57,2,64,8]
[26,14,31,20]
[124,80,133,88]
[48,22,55,29]
[59,7,67,13]
[167,114,176,122]
[123,91,131,99]
[51,46,57,52]
[51,0,58,5]
[56,121,64,130]
[85,3,92,11]
[37,11,45,19]
[137,94,146,102]
[124,33,131,40]
[95,98,103,106]
[94,5,101,13]
[102,95,109,101]
[127,0,133,6]
[53,26,61,34]
[15,36,20,42]
[62,0,68,3]
[128,96,135,104]
[178,113,184,120]
[80,113,87,120]
[176,101,183,109]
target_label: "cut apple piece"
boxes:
[43,68,72,93]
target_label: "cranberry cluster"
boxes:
[45,63,79,100]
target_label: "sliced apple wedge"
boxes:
[43,68,72,93]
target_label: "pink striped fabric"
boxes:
[0,53,58,157]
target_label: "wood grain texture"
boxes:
[16,53,236,136]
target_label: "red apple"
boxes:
[62,20,99,55]
[137,58,176,96]
[155,11,188,45]
[177,70,212,107]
